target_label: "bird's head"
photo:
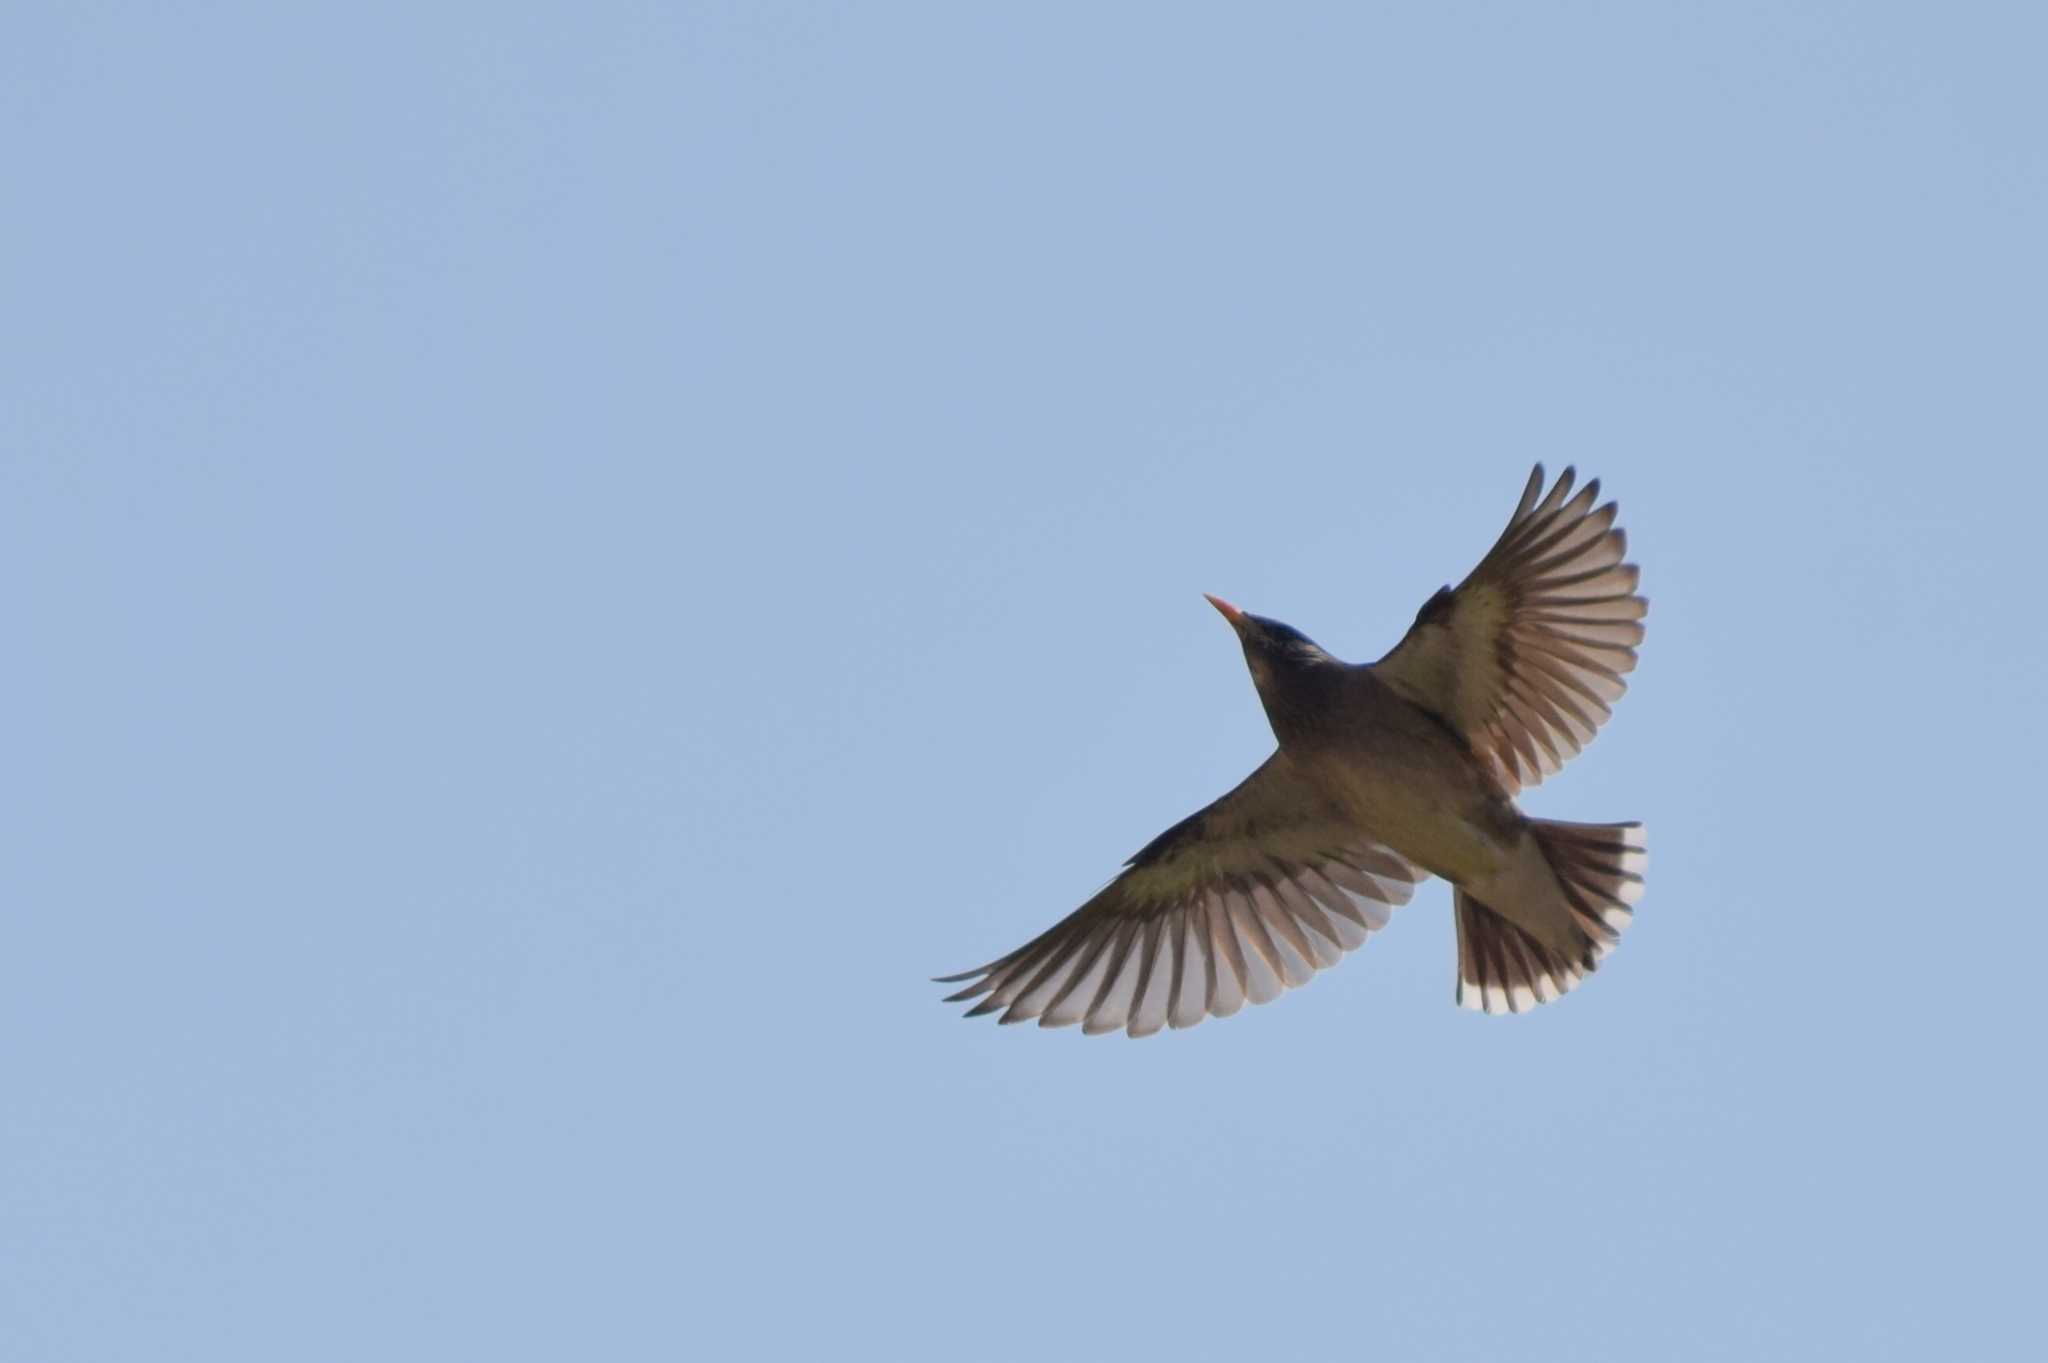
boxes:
[1204,594,1338,698]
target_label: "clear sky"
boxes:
[5,3,2044,1359]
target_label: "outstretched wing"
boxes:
[936,752,1422,1038]
[1372,465,1647,796]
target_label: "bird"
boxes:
[935,465,1648,1036]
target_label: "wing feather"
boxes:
[1372,465,1647,795]
[935,752,1424,1037]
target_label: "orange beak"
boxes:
[1204,593,1245,626]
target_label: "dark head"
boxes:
[1204,594,1341,736]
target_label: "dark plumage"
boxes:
[937,466,1649,1035]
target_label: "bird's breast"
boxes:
[1292,683,1516,885]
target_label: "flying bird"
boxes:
[936,465,1648,1035]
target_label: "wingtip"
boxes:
[1552,465,1577,503]
[1514,465,1547,520]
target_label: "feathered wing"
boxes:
[935,752,1422,1037]
[1371,464,1647,796]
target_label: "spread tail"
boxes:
[1454,819,1647,1015]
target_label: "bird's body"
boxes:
[939,466,1650,1034]
[1273,667,1512,885]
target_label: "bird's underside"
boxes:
[937,465,1649,1035]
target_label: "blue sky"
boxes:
[5,3,2044,1359]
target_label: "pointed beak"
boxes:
[1204,593,1245,627]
